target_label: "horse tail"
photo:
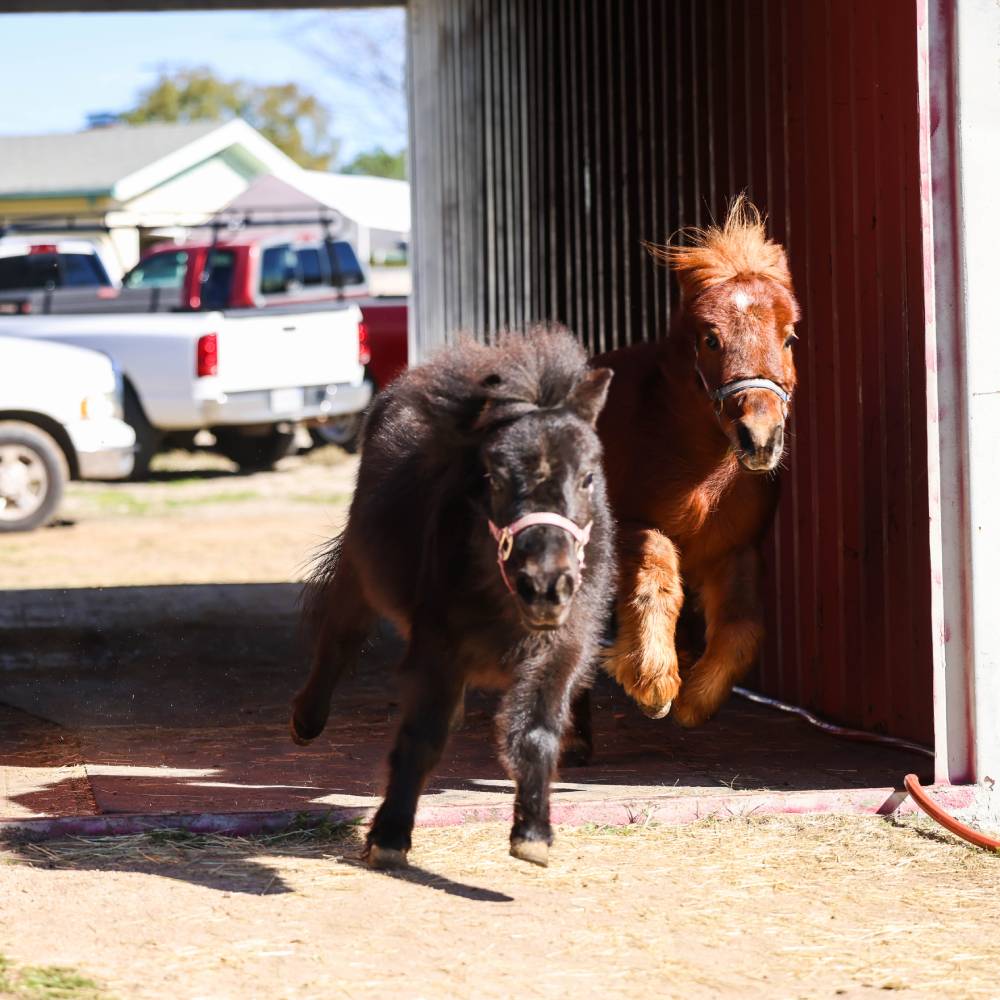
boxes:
[301,531,346,639]
[291,531,374,745]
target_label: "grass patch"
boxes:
[79,491,151,516]
[0,955,109,1000]
[162,491,260,508]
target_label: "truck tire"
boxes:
[0,421,66,533]
[309,413,363,454]
[308,376,375,454]
[215,428,297,472]
[123,381,162,481]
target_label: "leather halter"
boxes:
[488,512,593,595]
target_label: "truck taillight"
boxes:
[196,333,219,377]
[29,244,58,255]
[358,321,371,366]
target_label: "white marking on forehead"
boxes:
[732,290,753,312]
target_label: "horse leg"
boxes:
[365,638,464,869]
[672,547,764,728]
[501,654,583,867]
[290,551,374,745]
[560,687,593,768]
[603,525,684,718]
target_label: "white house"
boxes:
[0,119,312,276]
[219,170,411,266]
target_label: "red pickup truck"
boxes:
[314,296,408,450]
[0,236,368,315]
[121,236,370,311]
[0,235,409,450]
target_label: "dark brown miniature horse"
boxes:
[596,197,800,726]
[291,328,615,868]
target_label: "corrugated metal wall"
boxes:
[409,0,934,743]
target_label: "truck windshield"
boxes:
[0,252,109,291]
[201,250,235,311]
[125,251,188,289]
[260,244,298,295]
[297,248,324,286]
[327,241,365,286]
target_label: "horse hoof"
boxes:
[367,845,409,870]
[289,717,314,746]
[510,839,549,867]
[639,699,672,720]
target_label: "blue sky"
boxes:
[0,9,406,162]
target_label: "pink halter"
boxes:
[487,512,593,594]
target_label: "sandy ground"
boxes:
[1,817,998,1000]
[2,448,999,1000]
[0,448,356,590]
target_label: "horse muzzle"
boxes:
[489,512,592,630]
[735,419,784,472]
[513,563,577,629]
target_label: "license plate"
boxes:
[270,387,305,413]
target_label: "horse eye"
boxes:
[704,331,720,351]
[784,331,798,349]
[581,471,594,490]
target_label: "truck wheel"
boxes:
[309,413,363,454]
[123,381,162,481]
[215,428,297,472]
[0,421,66,533]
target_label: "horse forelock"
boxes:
[644,194,793,302]
[415,325,592,437]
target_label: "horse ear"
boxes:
[567,368,613,426]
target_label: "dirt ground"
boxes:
[1,817,998,1000]
[0,447,356,590]
[2,448,999,1000]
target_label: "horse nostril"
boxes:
[547,572,576,606]
[736,423,756,454]
[515,572,539,604]
[770,425,784,455]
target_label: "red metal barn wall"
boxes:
[409,0,933,742]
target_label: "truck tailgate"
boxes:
[216,304,364,394]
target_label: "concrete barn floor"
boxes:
[0,450,936,835]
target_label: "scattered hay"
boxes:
[2,814,999,999]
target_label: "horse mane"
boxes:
[644,194,792,300]
[407,324,591,436]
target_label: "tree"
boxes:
[119,67,340,170]
[341,147,406,180]
[284,9,407,141]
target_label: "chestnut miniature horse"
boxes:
[595,197,800,727]
[291,328,615,868]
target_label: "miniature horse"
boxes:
[291,328,615,868]
[595,196,800,727]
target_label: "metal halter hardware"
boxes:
[694,355,790,417]
[488,512,593,595]
[710,377,790,405]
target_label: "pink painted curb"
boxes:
[0,783,976,843]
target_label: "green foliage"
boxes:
[0,955,108,1000]
[340,146,406,180]
[119,67,339,170]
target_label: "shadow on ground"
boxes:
[0,583,932,835]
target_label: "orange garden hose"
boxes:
[733,687,1000,852]
[903,774,1000,852]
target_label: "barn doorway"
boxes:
[1,0,961,837]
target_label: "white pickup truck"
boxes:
[0,336,135,531]
[0,303,371,477]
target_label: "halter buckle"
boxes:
[497,527,514,562]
